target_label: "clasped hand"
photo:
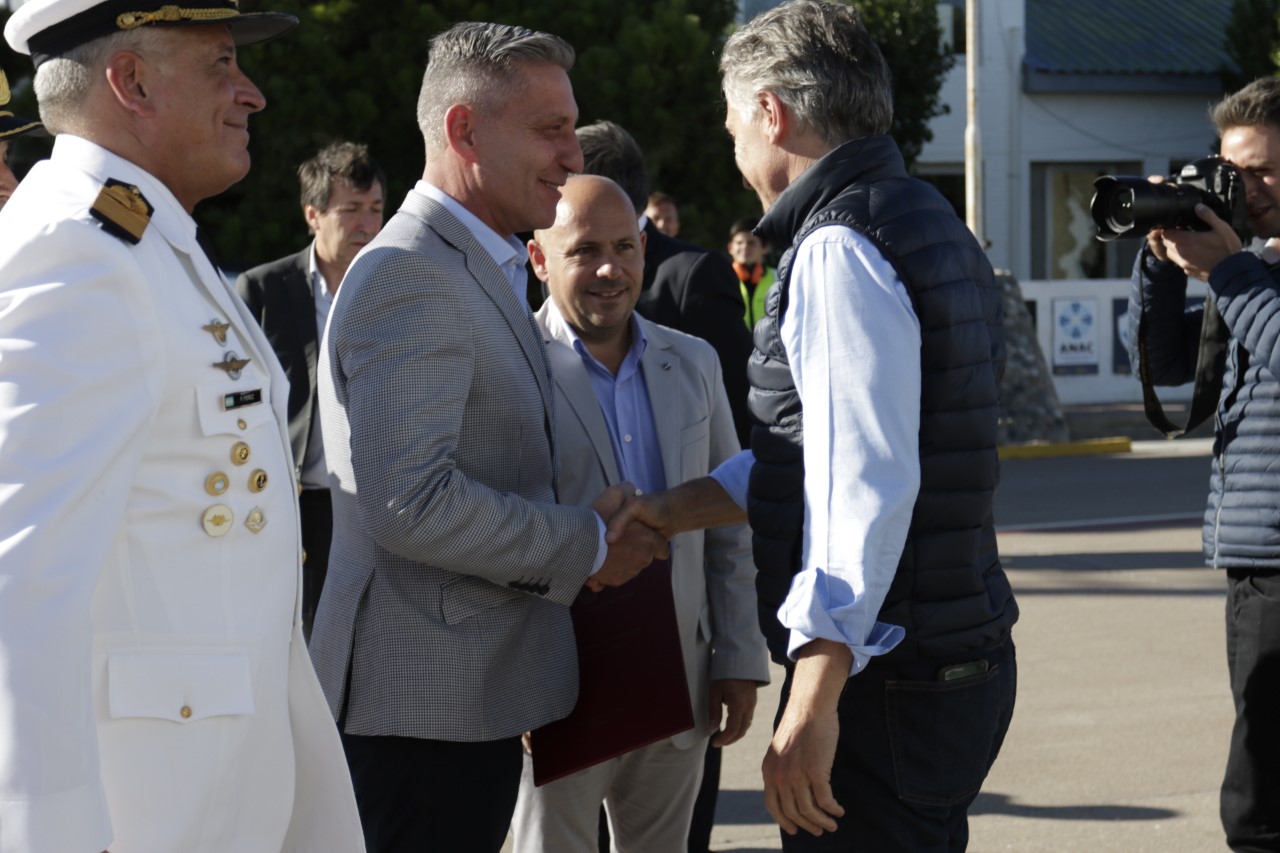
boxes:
[586,484,672,592]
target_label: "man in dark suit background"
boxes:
[236,140,386,641]
[576,121,754,450]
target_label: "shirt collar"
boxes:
[307,240,333,303]
[414,180,528,272]
[543,297,648,371]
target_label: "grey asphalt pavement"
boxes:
[709,437,1231,853]
[508,437,1233,852]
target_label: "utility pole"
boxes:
[965,0,984,244]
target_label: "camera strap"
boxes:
[1136,292,1228,438]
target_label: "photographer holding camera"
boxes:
[1128,76,1280,853]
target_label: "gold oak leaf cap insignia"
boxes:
[6,1,299,67]
[90,179,153,245]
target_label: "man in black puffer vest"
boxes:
[603,2,1018,850]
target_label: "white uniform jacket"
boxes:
[0,136,363,852]
[535,304,770,746]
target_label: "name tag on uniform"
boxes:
[221,389,263,411]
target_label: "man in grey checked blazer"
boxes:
[308,21,668,853]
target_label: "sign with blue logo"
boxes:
[1052,298,1099,375]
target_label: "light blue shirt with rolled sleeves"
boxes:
[711,223,921,676]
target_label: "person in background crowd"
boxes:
[644,189,679,237]
[0,67,44,210]
[727,216,774,330]
[236,139,386,642]
[0,1,364,851]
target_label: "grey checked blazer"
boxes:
[309,190,600,742]
[537,305,770,749]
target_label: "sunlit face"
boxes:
[531,176,646,347]
[724,97,785,211]
[0,141,16,211]
[471,62,583,236]
[306,178,385,281]
[645,200,679,237]
[728,231,765,266]
[1221,123,1280,240]
[144,25,266,210]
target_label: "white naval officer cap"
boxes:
[5,0,298,66]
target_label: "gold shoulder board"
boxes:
[90,179,154,245]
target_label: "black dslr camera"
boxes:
[1090,157,1248,242]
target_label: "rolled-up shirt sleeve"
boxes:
[778,225,921,675]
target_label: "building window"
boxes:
[1031,162,1144,280]
[938,0,966,54]
[917,166,965,219]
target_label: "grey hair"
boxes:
[720,0,892,146]
[34,27,171,134]
[416,21,575,152]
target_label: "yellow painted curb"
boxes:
[999,436,1132,460]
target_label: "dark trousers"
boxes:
[687,741,722,852]
[298,487,332,643]
[1222,570,1280,852]
[341,732,523,853]
[777,640,1016,853]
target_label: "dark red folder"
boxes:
[531,558,694,786]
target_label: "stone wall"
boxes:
[996,270,1070,444]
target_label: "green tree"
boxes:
[1221,0,1280,92]
[3,1,952,264]
[851,0,953,168]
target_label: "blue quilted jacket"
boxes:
[1130,248,1280,568]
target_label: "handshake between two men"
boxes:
[587,478,746,593]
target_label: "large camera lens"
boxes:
[1102,186,1137,232]
[1090,177,1209,242]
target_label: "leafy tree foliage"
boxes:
[1221,0,1280,93]
[851,0,953,168]
[2,1,952,264]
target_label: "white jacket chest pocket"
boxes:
[108,650,255,724]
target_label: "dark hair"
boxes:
[728,217,759,239]
[298,141,386,212]
[575,120,650,211]
[647,191,677,208]
[1212,77,1280,137]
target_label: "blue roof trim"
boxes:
[1024,0,1237,84]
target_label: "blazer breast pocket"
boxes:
[680,416,711,481]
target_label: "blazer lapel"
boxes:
[537,305,622,485]
[638,318,684,492]
[283,248,319,399]
[404,193,555,419]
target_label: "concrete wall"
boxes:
[1018,277,1206,405]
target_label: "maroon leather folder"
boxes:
[530,558,694,786]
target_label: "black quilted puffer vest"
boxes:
[746,134,1018,666]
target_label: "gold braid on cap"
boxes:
[117,5,241,30]
[0,72,10,105]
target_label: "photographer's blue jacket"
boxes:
[1130,248,1280,568]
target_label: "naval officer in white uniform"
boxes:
[0,1,364,851]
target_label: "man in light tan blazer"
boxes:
[512,175,770,852]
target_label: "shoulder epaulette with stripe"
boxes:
[89,178,153,245]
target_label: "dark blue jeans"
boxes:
[777,639,1016,853]
[1222,570,1280,852]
